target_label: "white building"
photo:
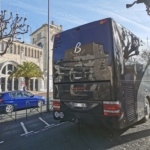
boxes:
[0,39,44,92]
[30,21,62,91]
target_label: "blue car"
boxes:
[0,91,46,113]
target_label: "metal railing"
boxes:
[0,104,17,121]
[0,98,53,122]
[25,100,43,119]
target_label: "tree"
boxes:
[0,10,29,55]
[140,48,150,70]
[141,49,150,61]
[9,61,43,90]
[126,0,150,16]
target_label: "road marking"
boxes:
[20,121,68,137]
[0,141,4,144]
[39,117,55,128]
[20,122,33,136]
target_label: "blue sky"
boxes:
[1,0,150,44]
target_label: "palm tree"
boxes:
[9,61,43,90]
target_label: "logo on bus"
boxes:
[74,42,82,54]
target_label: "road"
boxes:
[1,108,150,150]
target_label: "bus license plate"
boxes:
[73,103,87,108]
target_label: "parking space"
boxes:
[0,111,67,146]
[0,107,43,123]
[2,111,150,149]
[0,101,54,144]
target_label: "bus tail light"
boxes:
[103,101,121,116]
[53,99,60,111]
[100,19,107,24]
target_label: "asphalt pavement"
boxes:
[1,106,150,150]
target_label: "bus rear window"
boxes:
[53,42,111,83]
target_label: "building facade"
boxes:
[0,40,44,92]
[30,21,62,91]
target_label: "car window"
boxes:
[22,91,34,97]
[15,92,23,98]
[9,92,16,98]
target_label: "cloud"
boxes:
[4,0,150,43]
[69,3,150,32]
[52,11,88,25]
[104,10,150,32]
[8,1,47,16]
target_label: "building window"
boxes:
[28,48,30,57]
[3,43,6,52]
[8,64,12,71]
[37,51,39,58]
[30,49,33,57]
[0,42,2,52]
[14,45,16,54]
[37,32,41,41]
[32,38,34,44]
[37,42,43,48]
[35,50,36,58]
[25,47,27,56]
[21,46,24,52]
[18,46,20,54]
[30,49,32,57]
[34,50,36,58]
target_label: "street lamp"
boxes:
[126,0,150,15]
[46,0,50,112]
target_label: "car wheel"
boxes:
[38,100,43,107]
[5,104,14,113]
[142,99,150,122]
[53,111,60,120]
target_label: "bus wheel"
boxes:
[53,111,60,120]
[142,99,150,122]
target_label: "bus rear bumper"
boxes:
[53,111,125,129]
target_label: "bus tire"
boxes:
[142,99,150,122]
[53,111,60,120]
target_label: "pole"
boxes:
[0,0,2,11]
[46,0,50,112]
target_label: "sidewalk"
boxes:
[32,92,53,99]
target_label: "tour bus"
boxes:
[52,17,150,129]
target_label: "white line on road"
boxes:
[20,121,68,137]
[0,141,4,144]
[39,117,54,128]
[20,122,33,136]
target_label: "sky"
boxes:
[1,0,150,44]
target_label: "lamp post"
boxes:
[46,0,50,112]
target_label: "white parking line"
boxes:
[0,141,4,144]
[20,122,33,136]
[39,117,54,128]
[20,121,68,137]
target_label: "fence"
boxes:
[0,99,53,122]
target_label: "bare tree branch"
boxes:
[126,0,150,16]
[0,10,29,56]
